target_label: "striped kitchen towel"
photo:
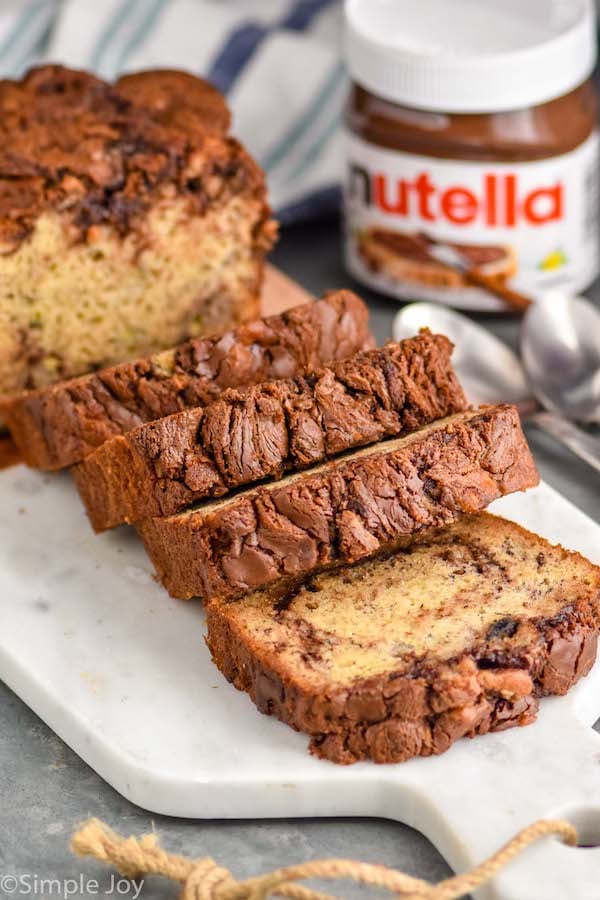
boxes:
[0,0,345,222]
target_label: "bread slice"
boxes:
[0,65,276,402]
[2,291,372,471]
[74,331,467,531]
[138,404,539,601]
[206,513,600,764]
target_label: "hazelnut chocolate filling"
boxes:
[347,81,597,163]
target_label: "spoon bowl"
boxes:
[521,292,600,424]
[393,302,531,408]
[393,301,600,472]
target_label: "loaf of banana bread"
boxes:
[206,513,600,764]
[3,291,372,470]
[138,404,539,601]
[74,331,467,531]
[0,65,276,404]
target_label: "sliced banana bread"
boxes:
[206,513,600,764]
[74,332,467,531]
[2,291,372,470]
[0,65,277,403]
[138,404,539,601]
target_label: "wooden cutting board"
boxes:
[259,263,314,313]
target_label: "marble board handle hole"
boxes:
[550,805,600,849]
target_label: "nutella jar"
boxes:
[343,0,599,311]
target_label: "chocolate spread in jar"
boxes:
[343,0,600,311]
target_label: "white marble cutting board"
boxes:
[1,466,599,900]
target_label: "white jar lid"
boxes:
[344,0,598,113]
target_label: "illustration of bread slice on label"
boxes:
[357,228,517,289]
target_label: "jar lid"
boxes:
[344,0,598,113]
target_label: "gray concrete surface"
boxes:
[0,217,598,898]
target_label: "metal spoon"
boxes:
[393,302,600,472]
[521,291,600,424]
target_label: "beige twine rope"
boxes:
[71,817,577,900]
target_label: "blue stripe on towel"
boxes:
[112,0,168,73]
[90,0,140,71]
[206,22,267,95]
[206,0,333,95]
[281,0,337,30]
[286,114,341,184]
[287,72,346,182]
[261,61,343,174]
[0,2,45,70]
[12,2,57,75]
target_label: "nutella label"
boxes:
[343,131,599,310]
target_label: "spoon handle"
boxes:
[529,411,600,472]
